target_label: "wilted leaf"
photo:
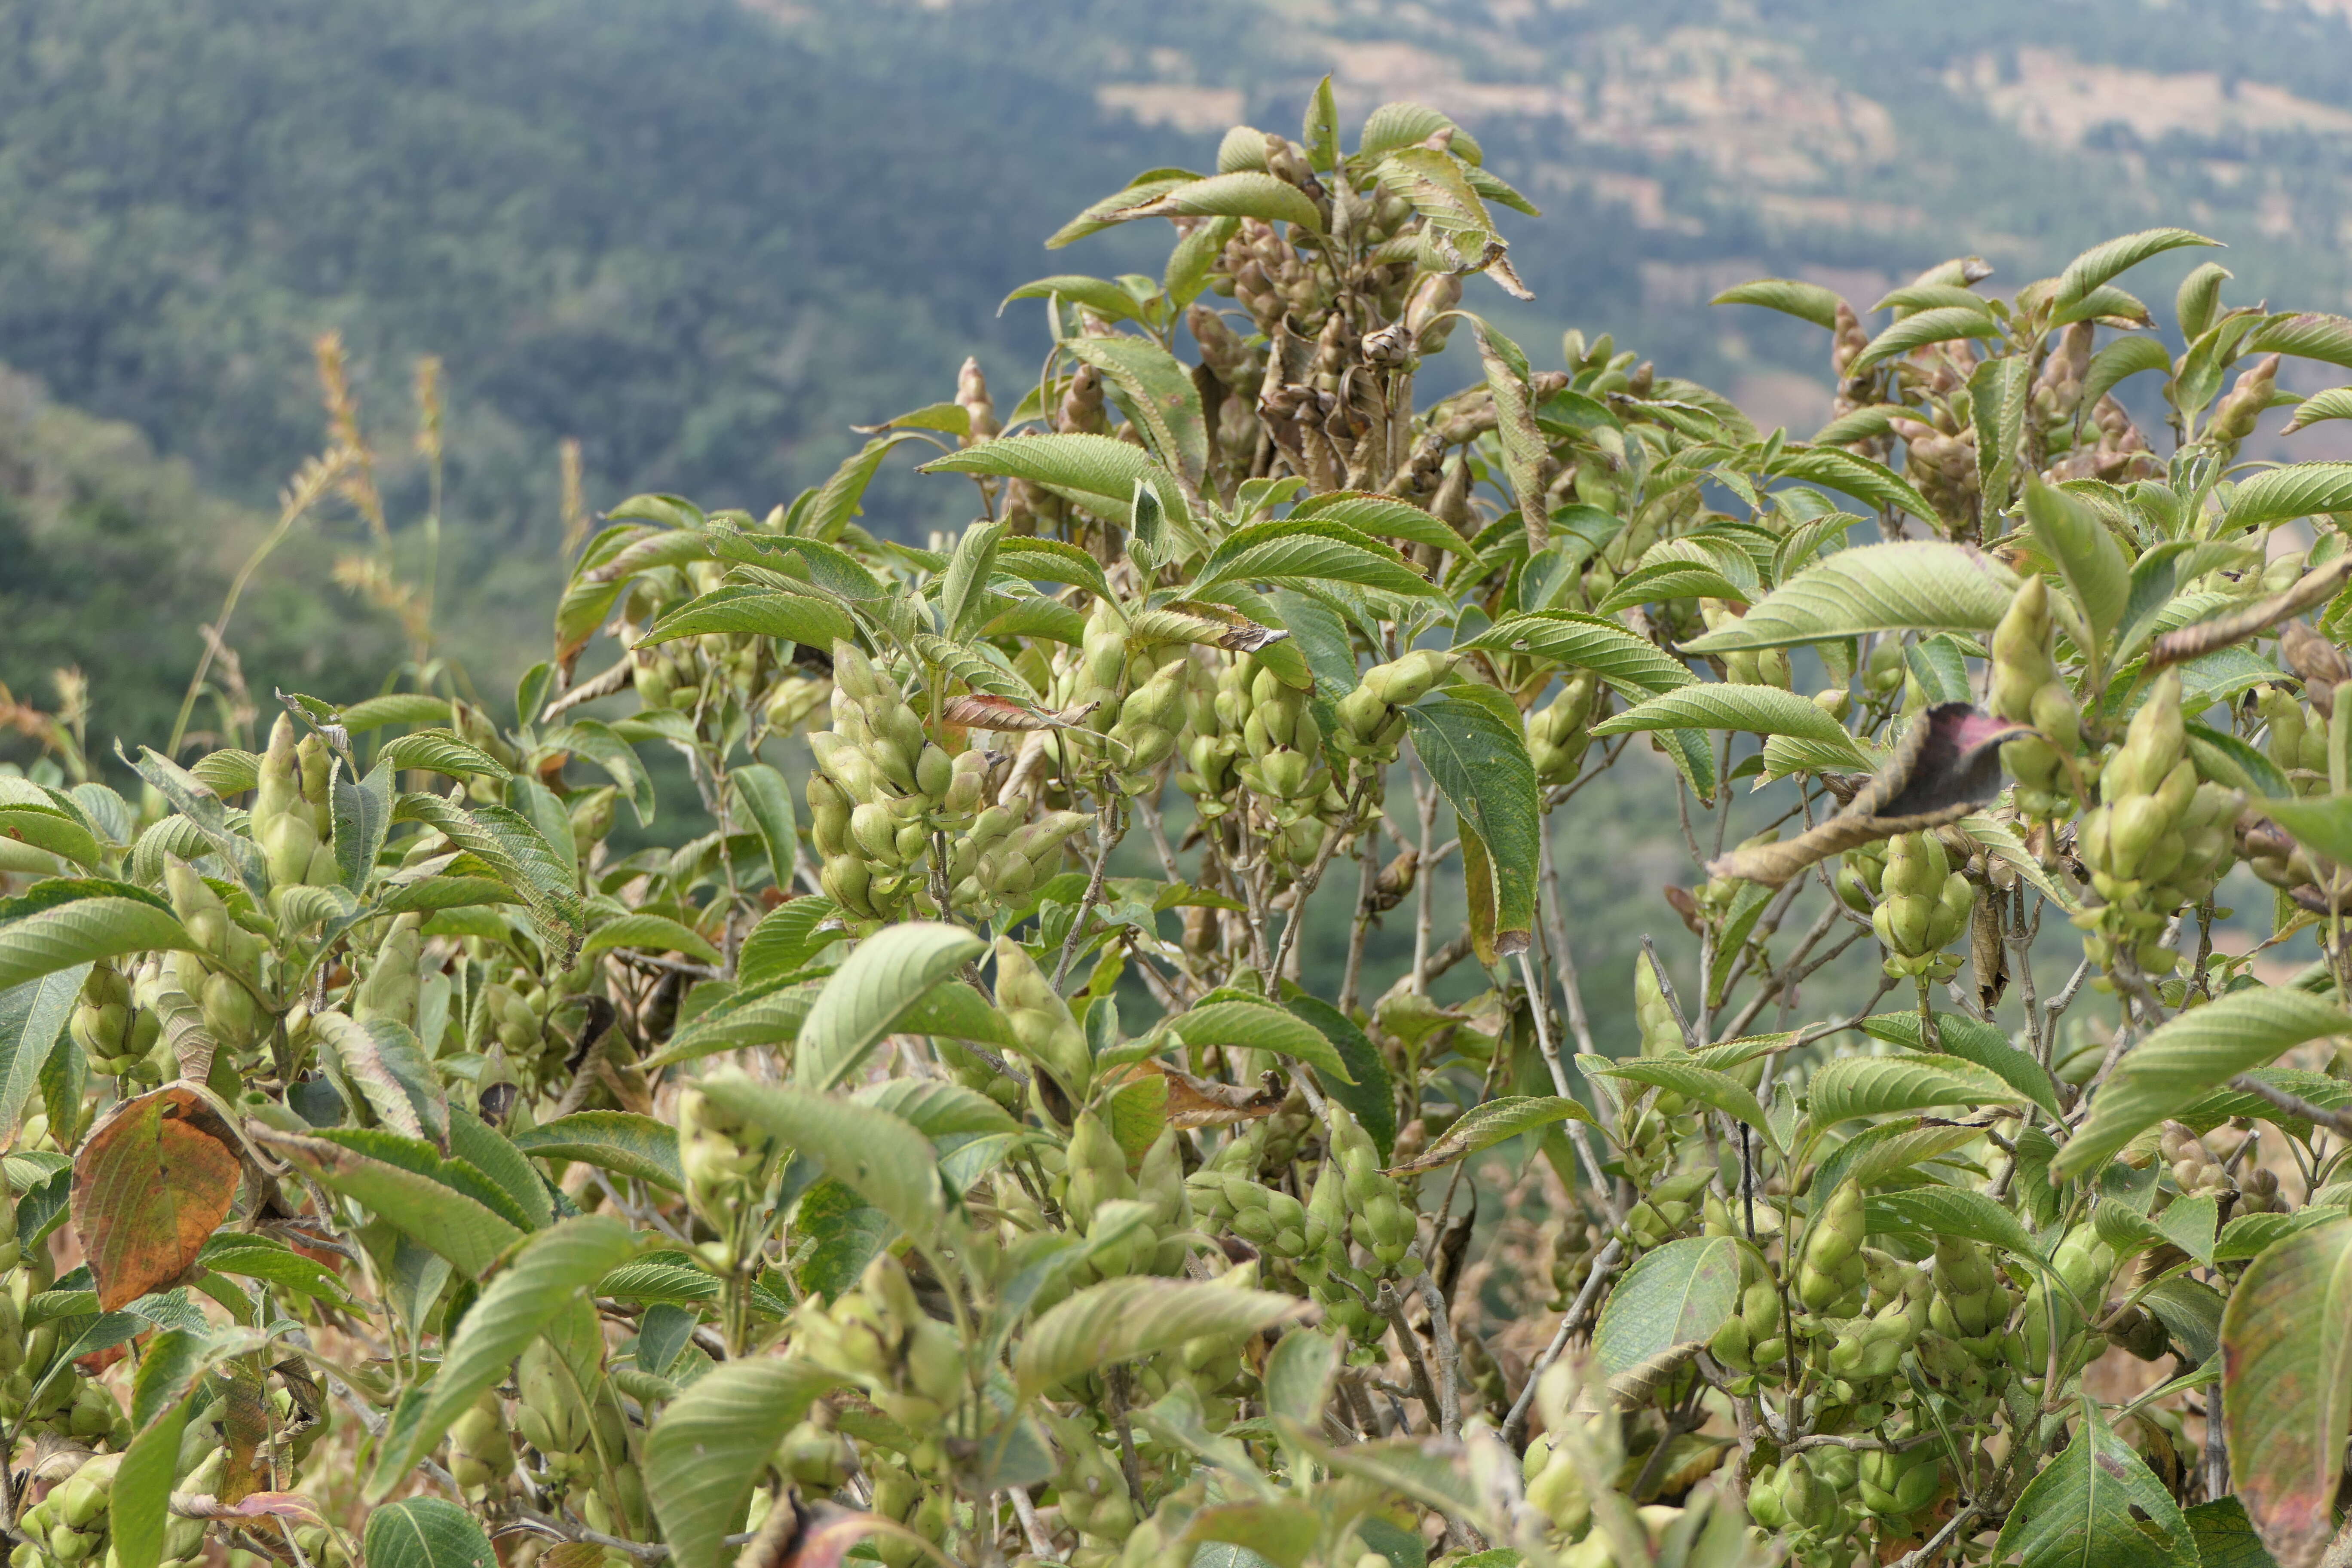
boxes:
[72,1086,240,1311]
[1992,1395,2198,1567]
[1385,1095,1593,1175]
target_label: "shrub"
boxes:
[7,85,2352,1568]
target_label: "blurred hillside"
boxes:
[9,0,2352,733]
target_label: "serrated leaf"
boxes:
[2247,312,2352,369]
[337,693,454,733]
[1000,275,1148,326]
[0,884,189,994]
[1385,1095,1594,1176]
[792,923,986,1093]
[922,434,1187,527]
[2083,336,2177,420]
[1858,1011,2061,1118]
[2228,464,2352,529]
[1015,1276,1310,1400]
[645,1358,846,1568]
[393,793,582,957]
[1165,1000,1354,1084]
[1972,354,2032,521]
[313,1013,447,1149]
[371,1217,641,1494]
[1850,306,2003,372]
[1710,279,1841,331]
[1602,1060,1775,1148]
[2057,228,2221,307]
[2027,476,2131,652]
[544,719,655,827]
[378,729,509,781]
[512,1112,684,1191]
[0,965,87,1143]
[1403,692,1542,957]
[1195,524,1435,599]
[582,914,722,966]
[1680,542,2018,652]
[1767,445,1939,527]
[1458,612,1696,697]
[1121,172,1323,231]
[362,1499,497,1568]
[2057,989,2352,1181]
[1285,995,1394,1161]
[333,758,394,892]
[1592,683,1866,763]
[2284,386,2352,434]
[258,1126,524,1277]
[1869,1185,2042,1264]
[1591,1236,1740,1410]
[696,1076,941,1242]
[1472,317,1551,548]
[639,585,857,651]
[1290,492,1472,555]
[2220,1216,2352,1568]
[1066,337,1208,484]
[1807,1054,2021,1128]
[1992,1395,2198,1567]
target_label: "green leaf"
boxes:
[1194,522,1436,599]
[1849,306,2003,372]
[1285,994,1395,1161]
[1602,1060,1774,1148]
[2220,1216,2352,1568]
[1472,318,1551,546]
[1858,1011,2061,1118]
[1992,1396,2199,1567]
[793,1179,893,1302]
[582,914,722,967]
[0,965,88,1142]
[378,729,509,781]
[1709,279,1841,331]
[2248,312,2352,369]
[1591,683,1866,762]
[0,890,189,994]
[2027,478,2132,652]
[371,1216,640,1494]
[1403,692,1543,956]
[2056,228,2221,308]
[2284,386,2352,434]
[1590,1235,1740,1409]
[1000,275,1148,327]
[696,1076,941,1242]
[996,537,1112,599]
[1015,1276,1310,1400]
[1066,337,1208,484]
[1869,1186,2042,1265]
[1971,354,2032,521]
[922,434,1187,528]
[1387,1094,1595,1177]
[1679,542,2018,653]
[646,1358,848,1568]
[513,1112,685,1191]
[110,1337,201,1568]
[1290,492,1473,556]
[855,1079,1022,1140]
[1119,171,1323,231]
[393,793,583,957]
[545,719,655,827]
[260,1127,524,1278]
[793,922,987,1093]
[2082,336,2177,421]
[736,900,839,988]
[640,585,857,650]
[337,693,454,733]
[1767,445,1939,524]
[938,518,1008,641]
[1165,999,1355,1084]
[802,433,930,542]
[2188,723,2292,799]
[1458,612,1696,697]
[1807,1054,2022,1128]
[333,759,394,892]
[363,1498,499,1568]
[313,1013,447,1149]
[2227,463,2352,529]
[2058,989,2352,1180]
[2184,1497,2284,1568]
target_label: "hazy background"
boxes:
[3,0,2347,1028]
